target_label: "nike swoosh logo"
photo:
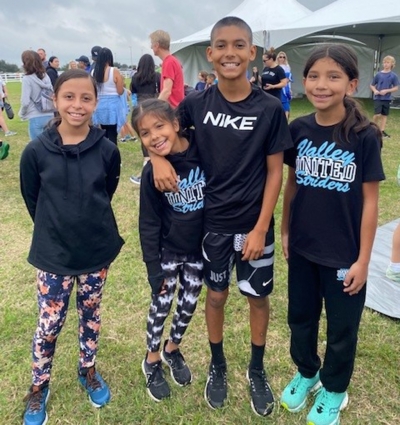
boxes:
[262,278,273,286]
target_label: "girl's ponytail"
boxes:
[334,96,381,145]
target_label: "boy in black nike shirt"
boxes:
[152,16,292,416]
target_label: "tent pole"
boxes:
[375,34,384,74]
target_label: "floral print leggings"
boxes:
[31,267,108,386]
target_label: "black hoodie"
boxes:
[46,65,58,88]
[139,131,205,292]
[20,125,124,275]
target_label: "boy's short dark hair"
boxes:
[210,16,253,45]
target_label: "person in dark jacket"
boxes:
[46,56,59,88]
[129,53,161,185]
[131,99,204,402]
[20,69,124,425]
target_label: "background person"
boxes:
[37,48,48,68]
[0,75,17,137]
[46,56,60,88]
[150,30,184,108]
[370,55,399,138]
[90,45,102,72]
[277,51,293,120]
[259,48,288,100]
[129,53,161,184]
[19,50,54,140]
[76,55,91,73]
[92,47,125,144]
[195,70,208,91]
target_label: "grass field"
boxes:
[0,81,399,425]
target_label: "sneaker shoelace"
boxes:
[24,390,44,413]
[290,373,312,394]
[314,389,329,413]
[168,350,185,370]
[210,364,227,389]
[249,369,270,394]
[147,362,165,387]
[86,369,102,391]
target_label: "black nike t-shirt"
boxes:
[179,84,292,233]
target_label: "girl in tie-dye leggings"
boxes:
[132,99,205,402]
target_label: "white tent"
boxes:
[171,0,312,51]
[268,0,400,56]
[171,0,313,88]
[172,0,400,97]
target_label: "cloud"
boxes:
[0,0,334,67]
[0,0,242,66]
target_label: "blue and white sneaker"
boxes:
[306,387,348,425]
[23,385,50,425]
[281,371,322,412]
[78,367,111,408]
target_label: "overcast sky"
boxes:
[1,0,334,67]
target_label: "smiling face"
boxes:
[206,25,256,83]
[137,113,182,156]
[303,57,357,117]
[54,77,97,131]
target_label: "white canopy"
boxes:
[172,0,400,97]
[171,0,312,52]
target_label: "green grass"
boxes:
[1,83,400,424]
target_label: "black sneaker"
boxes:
[141,358,170,402]
[204,362,227,409]
[382,130,390,138]
[161,342,192,386]
[247,368,275,416]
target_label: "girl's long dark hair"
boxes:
[134,54,157,86]
[93,47,114,85]
[303,44,381,145]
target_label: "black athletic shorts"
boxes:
[374,99,391,116]
[202,229,274,298]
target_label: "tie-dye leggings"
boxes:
[31,267,108,386]
[146,250,203,352]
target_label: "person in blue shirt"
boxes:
[370,55,399,138]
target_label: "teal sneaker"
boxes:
[78,367,111,408]
[386,266,400,283]
[281,371,321,412]
[23,385,50,425]
[307,387,348,425]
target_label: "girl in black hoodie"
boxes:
[132,99,204,402]
[20,69,124,425]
